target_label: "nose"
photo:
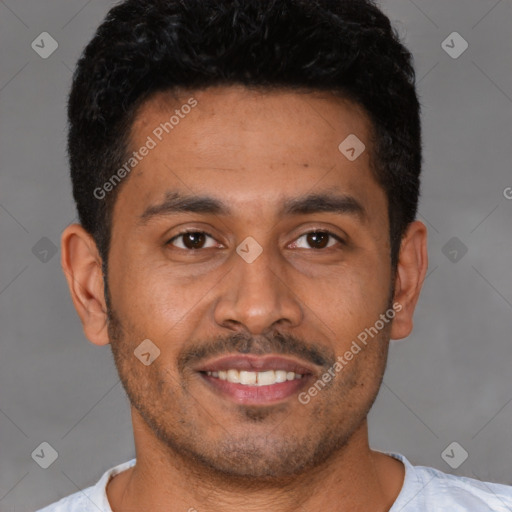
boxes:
[213,242,303,335]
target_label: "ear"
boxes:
[60,223,110,346]
[390,220,428,340]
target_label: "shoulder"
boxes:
[35,458,137,512]
[388,452,512,511]
[419,465,512,510]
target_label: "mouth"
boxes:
[194,354,316,405]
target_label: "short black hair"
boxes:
[68,0,422,280]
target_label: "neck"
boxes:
[107,411,404,512]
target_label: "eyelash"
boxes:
[166,229,346,251]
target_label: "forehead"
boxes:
[112,86,386,226]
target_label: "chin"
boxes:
[172,429,348,482]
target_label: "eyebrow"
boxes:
[138,190,367,225]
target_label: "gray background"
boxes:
[0,0,511,510]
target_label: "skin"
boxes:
[61,85,428,512]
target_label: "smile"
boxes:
[195,355,315,404]
[205,369,304,386]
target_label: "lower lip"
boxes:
[200,373,311,405]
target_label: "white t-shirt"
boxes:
[36,452,512,511]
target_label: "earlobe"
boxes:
[60,223,110,346]
[390,221,428,340]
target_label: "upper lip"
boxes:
[193,354,317,375]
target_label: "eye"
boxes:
[167,231,219,250]
[291,230,345,250]
[166,229,345,251]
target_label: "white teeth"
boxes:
[227,369,240,383]
[275,370,287,383]
[256,370,275,386]
[239,370,257,385]
[205,369,304,386]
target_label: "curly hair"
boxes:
[68,0,422,278]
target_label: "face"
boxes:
[103,86,395,478]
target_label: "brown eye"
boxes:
[306,232,329,249]
[167,231,216,250]
[292,231,343,250]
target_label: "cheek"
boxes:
[112,263,214,357]
[312,264,389,341]
[111,251,179,315]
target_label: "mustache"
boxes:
[178,331,335,373]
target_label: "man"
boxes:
[38,0,512,510]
